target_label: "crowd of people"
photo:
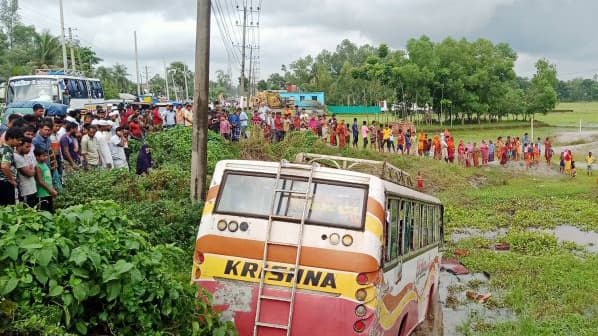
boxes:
[0,102,197,212]
[212,103,594,177]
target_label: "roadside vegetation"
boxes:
[1,124,596,335]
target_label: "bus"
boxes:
[5,70,104,112]
[191,153,444,336]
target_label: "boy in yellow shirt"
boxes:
[586,152,594,176]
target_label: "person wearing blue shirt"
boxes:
[352,118,359,148]
[239,109,249,139]
[33,121,52,165]
[229,109,241,142]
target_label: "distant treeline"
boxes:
[557,78,598,102]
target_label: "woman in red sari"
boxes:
[457,140,466,166]
[447,137,456,163]
[480,140,489,166]
[337,120,347,149]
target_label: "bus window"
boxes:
[77,80,88,99]
[429,206,435,244]
[385,199,399,263]
[435,205,441,243]
[403,201,412,253]
[215,172,367,229]
[419,204,426,248]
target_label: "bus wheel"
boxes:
[412,287,443,336]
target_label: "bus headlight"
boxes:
[342,235,353,246]
[228,221,239,232]
[329,233,340,245]
[240,222,249,232]
[355,304,367,317]
[217,220,227,231]
[355,289,367,301]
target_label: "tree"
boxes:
[0,0,19,49]
[148,74,166,97]
[112,64,130,93]
[31,31,61,68]
[167,61,193,100]
[78,46,102,76]
[526,59,558,116]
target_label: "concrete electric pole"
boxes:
[191,0,211,202]
[59,0,68,70]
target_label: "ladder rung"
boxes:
[255,322,289,330]
[259,295,292,302]
[263,267,296,275]
[268,241,299,247]
[270,215,302,222]
[275,188,310,195]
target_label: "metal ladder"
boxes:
[253,161,317,336]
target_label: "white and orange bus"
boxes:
[191,153,444,336]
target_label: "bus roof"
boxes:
[8,75,100,81]
[214,159,442,205]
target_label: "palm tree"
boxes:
[31,31,61,68]
[112,63,130,92]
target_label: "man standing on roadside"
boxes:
[32,104,45,128]
[239,108,249,139]
[15,137,37,208]
[184,104,194,127]
[81,125,101,170]
[60,123,80,172]
[352,118,359,148]
[0,128,22,205]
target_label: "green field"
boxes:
[537,102,598,127]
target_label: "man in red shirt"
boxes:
[152,106,162,130]
[129,116,143,140]
[274,112,283,143]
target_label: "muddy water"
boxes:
[552,225,598,253]
[439,270,515,336]
[441,225,597,334]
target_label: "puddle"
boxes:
[439,270,515,336]
[550,225,598,253]
[451,226,597,253]
[450,228,508,243]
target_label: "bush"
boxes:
[0,202,197,335]
[143,127,237,173]
[56,166,199,247]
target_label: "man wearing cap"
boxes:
[109,108,120,133]
[95,120,114,169]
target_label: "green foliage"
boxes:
[0,203,198,335]
[144,127,238,174]
[56,165,199,247]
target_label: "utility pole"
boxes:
[191,0,211,202]
[248,45,253,98]
[169,70,179,101]
[164,59,170,100]
[134,31,141,97]
[183,64,190,101]
[68,28,76,71]
[59,0,68,70]
[239,5,248,97]
[145,66,150,93]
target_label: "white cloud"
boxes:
[16,0,598,83]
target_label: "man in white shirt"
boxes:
[95,120,114,169]
[258,103,270,122]
[161,104,177,128]
[14,137,37,207]
[239,109,249,139]
[110,127,129,169]
[81,125,101,169]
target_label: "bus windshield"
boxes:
[215,172,367,229]
[7,78,59,103]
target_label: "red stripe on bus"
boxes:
[367,197,385,224]
[196,235,379,273]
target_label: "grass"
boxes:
[537,102,598,127]
[260,131,598,335]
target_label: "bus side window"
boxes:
[435,205,441,243]
[397,200,404,256]
[404,201,412,253]
[419,203,425,248]
[385,199,398,263]
[405,200,413,254]
[429,206,435,244]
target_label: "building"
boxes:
[279,91,325,109]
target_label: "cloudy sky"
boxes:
[18,0,598,83]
